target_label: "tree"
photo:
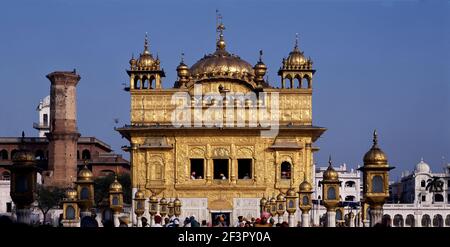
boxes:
[36,185,65,225]
[94,173,131,206]
[426,177,444,192]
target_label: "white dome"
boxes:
[415,158,430,173]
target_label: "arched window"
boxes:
[302,195,309,205]
[302,76,310,89]
[327,187,336,200]
[382,214,391,227]
[82,150,91,160]
[80,187,89,200]
[66,206,75,220]
[433,214,443,227]
[0,150,8,160]
[77,151,80,160]
[421,180,426,187]
[134,77,141,89]
[345,181,356,187]
[336,209,343,221]
[294,75,301,88]
[345,195,355,202]
[1,171,10,180]
[280,162,291,179]
[434,194,444,202]
[445,215,450,226]
[393,214,403,227]
[149,76,156,89]
[372,175,383,193]
[406,214,415,227]
[10,149,18,159]
[35,150,45,160]
[112,196,119,206]
[422,214,431,227]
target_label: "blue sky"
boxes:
[0,0,448,179]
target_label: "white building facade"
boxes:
[33,96,50,137]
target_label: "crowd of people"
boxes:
[140,212,290,227]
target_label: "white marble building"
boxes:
[33,96,50,137]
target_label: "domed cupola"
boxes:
[415,158,431,174]
[188,20,256,88]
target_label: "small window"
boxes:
[345,195,355,202]
[345,181,355,187]
[80,187,89,200]
[327,187,336,200]
[43,114,48,126]
[112,196,119,206]
[213,159,229,180]
[66,206,75,220]
[190,159,204,179]
[372,175,383,193]
[237,159,252,179]
[434,194,444,202]
[422,195,426,202]
[302,195,309,205]
[82,150,91,160]
[421,180,426,187]
[280,162,291,179]
[0,150,8,160]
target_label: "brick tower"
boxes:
[44,70,81,187]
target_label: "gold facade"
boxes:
[117,22,325,214]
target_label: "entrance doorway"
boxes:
[211,212,231,227]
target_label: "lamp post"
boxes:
[109,175,123,227]
[9,140,37,225]
[269,195,277,220]
[298,180,313,227]
[134,188,146,227]
[149,192,158,226]
[174,197,182,218]
[75,164,95,218]
[358,130,394,227]
[168,198,175,218]
[276,191,286,224]
[159,196,168,225]
[320,156,341,227]
[259,195,267,217]
[61,187,80,227]
[285,187,297,227]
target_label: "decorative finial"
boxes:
[21,131,25,139]
[216,9,225,38]
[181,52,185,63]
[421,157,424,162]
[373,129,378,147]
[144,32,149,54]
[294,33,299,50]
[259,50,263,62]
[328,155,332,167]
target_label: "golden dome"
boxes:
[276,192,285,201]
[260,196,267,205]
[168,200,174,207]
[133,33,160,71]
[159,197,167,204]
[176,55,190,78]
[12,149,35,163]
[286,188,297,197]
[134,189,145,200]
[189,28,255,83]
[109,176,123,193]
[323,156,339,181]
[77,166,93,181]
[65,187,78,200]
[282,34,313,70]
[129,54,137,67]
[269,196,276,204]
[299,181,313,192]
[149,192,158,202]
[363,130,388,166]
[174,197,181,207]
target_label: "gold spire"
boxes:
[216,10,226,50]
[144,32,150,55]
[294,33,299,51]
[373,129,378,147]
